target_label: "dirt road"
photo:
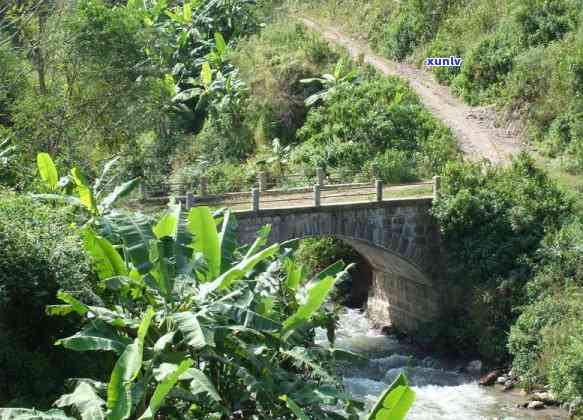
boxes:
[300,17,523,164]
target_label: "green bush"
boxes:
[0,190,102,407]
[376,0,451,60]
[205,161,258,194]
[509,289,583,396]
[453,29,518,104]
[549,331,583,402]
[511,0,577,47]
[371,149,418,183]
[431,155,571,361]
[293,76,458,176]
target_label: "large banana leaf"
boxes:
[93,157,120,199]
[56,321,132,354]
[106,307,154,420]
[218,210,238,272]
[153,203,193,275]
[367,373,415,420]
[138,359,193,420]
[280,264,348,340]
[37,153,59,191]
[71,167,97,214]
[54,382,105,420]
[187,367,221,402]
[187,207,220,280]
[100,178,140,212]
[284,259,306,291]
[174,312,207,350]
[149,237,176,297]
[200,243,279,297]
[47,291,90,317]
[101,212,154,274]
[83,228,128,280]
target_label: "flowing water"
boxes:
[315,308,567,419]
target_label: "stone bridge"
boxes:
[234,197,445,332]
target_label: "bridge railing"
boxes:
[141,166,441,211]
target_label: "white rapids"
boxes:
[316,308,566,420]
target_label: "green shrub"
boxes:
[0,190,101,407]
[431,155,571,361]
[293,76,457,176]
[509,289,583,392]
[549,332,583,402]
[376,0,452,60]
[371,150,418,183]
[511,0,577,47]
[453,29,518,104]
[205,161,258,194]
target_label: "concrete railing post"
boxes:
[258,171,268,192]
[376,179,383,202]
[433,175,442,200]
[252,188,260,212]
[316,167,325,187]
[186,192,195,209]
[313,184,321,207]
[372,163,380,180]
[199,176,208,197]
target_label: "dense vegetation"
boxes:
[291,0,583,410]
[0,190,105,407]
[294,0,583,175]
[0,153,417,418]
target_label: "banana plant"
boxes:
[256,138,291,177]
[35,153,140,216]
[301,58,360,106]
[0,205,366,419]
[171,62,246,133]
[0,200,414,419]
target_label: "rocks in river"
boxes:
[531,391,560,406]
[503,380,514,391]
[479,370,500,386]
[527,401,545,410]
[497,375,508,384]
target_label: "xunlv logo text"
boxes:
[425,56,463,67]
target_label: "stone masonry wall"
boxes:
[234,198,444,332]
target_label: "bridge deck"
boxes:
[203,182,433,212]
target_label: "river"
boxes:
[315,308,567,419]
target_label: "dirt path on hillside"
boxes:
[300,17,524,164]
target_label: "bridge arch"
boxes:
[234,198,445,332]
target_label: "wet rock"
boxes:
[503,380,514,391]
[479,370,500,386]
[527,401,545,410]
[380,325,397,336]
[531,391,559,406]
[497,375,508,384]
[466,360,483,373]
[569,398,583,417]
